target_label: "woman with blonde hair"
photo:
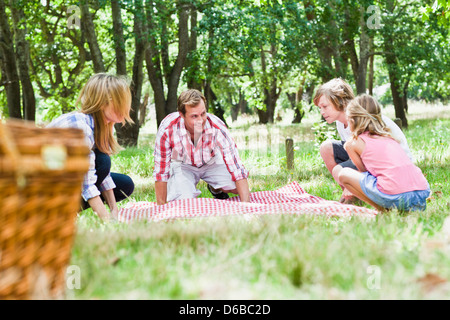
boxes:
[47,73,135,220]
[336,94,430,212]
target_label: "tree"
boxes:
[376,0,445,128]
[28,1,88,117]
[144,0,192,127]
[80,0,105,73]
[9,0,35,120]
[0,0,21,119]
[115,0,146,146]
[196,0,312,124]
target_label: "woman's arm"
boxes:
[87,196,109,220]
[88,189,118,221]
[102,189,119,219]
[344,138,367,172]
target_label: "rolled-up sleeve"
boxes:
[47,113,104,201]
[75,122,104,201]
[153,131,172,182]
[216,127,249,181]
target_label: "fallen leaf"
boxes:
[434,191,443,198]
[108,257,121,266]
[417,273,447,293]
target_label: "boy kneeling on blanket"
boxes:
[153,89,250,205]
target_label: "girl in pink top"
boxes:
[336,94,430,212]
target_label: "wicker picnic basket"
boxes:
[0,119,90,299]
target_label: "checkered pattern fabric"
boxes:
[118,181,377,223]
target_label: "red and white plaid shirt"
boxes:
[153,112,249,182]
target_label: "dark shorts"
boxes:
[331,140,357,170]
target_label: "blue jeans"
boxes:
[82,149,134,210]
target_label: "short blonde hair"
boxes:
[346,94,392,140]
[77,73,133,154]
[177,89,207,115]
[313,78,355,111]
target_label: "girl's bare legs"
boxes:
[332,165,357,204]
[338,168,386,212]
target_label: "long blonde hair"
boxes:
[346,94,392,140]
[77,73,133,155]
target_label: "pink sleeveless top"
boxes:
[359,132,428,195]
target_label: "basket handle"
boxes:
[0,122,26,187]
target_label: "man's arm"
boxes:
[235,178,250,203]
[155,181,168,205]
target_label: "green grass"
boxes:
[69,103,450,300]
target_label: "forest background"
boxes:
[0,0,449,144]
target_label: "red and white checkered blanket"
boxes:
[118,181,378,223]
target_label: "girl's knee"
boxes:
[338,168,353,185]
[332,165,343,178]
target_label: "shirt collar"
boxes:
[178,113,214,136]
[178,116,188,136]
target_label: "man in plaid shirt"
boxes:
[153,89,250,205]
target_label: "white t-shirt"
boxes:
[336,115,414,162]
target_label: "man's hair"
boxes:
[313,78,355,111]
[177,89,207,115]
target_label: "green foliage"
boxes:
[0,0,448,127]
[311,120,339,148]
[422,0,450,26]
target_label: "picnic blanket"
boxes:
[118,181,378,223]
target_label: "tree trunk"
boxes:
[403,78,410,114]
[144,0,166,127]
[384,46,408,128]
[145,1,191,127]
[81,0,105,73]
[368,51,374,95]
[383,40,408,127]
[111,0,127,76]
[204,82,227,126]
[165,3,190,115]
[0,0,21,119]
[383,0,408,128]
[258,86,278,124]
[355,6,370,94]
[229,89,247,122]
[186,8,202,90]
[258,44,280,124]
[115,0,145,147]
[291,78,306,124]
[304,0,335,81]
[10,0,35,121]
[113,0,132,146]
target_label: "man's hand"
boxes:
[235,178,250,203]
[155,181,168,205]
